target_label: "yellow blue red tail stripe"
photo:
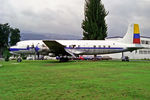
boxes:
[133,24,140,44]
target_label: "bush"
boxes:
[3,48,11,62]
[5,55,9,61]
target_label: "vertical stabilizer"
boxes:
[122,24,141,44]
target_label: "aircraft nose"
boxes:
[9,46,16,51]
[9,47,13,51]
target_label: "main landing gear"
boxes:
[57,56,69,62]
[121,52,129,62]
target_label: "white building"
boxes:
[102,36,150,59]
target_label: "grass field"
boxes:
[0,60,150,100]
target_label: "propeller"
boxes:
[35,45,40,52]
[34,43,40,60]
[26,44,40,60]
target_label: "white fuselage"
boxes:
[9,40,50,55]
[55,40,135,55]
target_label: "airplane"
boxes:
[43,24,144,62]
[9,40,51,61]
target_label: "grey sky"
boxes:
[0,0,150,38]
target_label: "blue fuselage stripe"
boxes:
[65,47,124,50]
[9,48,28,51]
[9,47,39,51]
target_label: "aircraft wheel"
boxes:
[59,57,69,62]
[17,58,22,62]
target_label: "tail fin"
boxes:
[122,24,141,44]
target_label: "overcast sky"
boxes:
[0,0,150,38]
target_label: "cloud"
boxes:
[0,0,150,38]
[103,0,150,36]
[0,0,84,36]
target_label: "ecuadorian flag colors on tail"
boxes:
[133,24,141,44]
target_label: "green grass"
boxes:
[0,60,150,100]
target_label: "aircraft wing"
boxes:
[127,45,145,52]
[43,40,70,56]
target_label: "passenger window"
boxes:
[69,45,76,48]
[72,45,76,48]
[31,45,34,48]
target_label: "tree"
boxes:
[10,28,21,46]
[0,23,21,58]
[0,23,10,58]
[82,0,108,40]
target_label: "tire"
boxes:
[17,58,22,62]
